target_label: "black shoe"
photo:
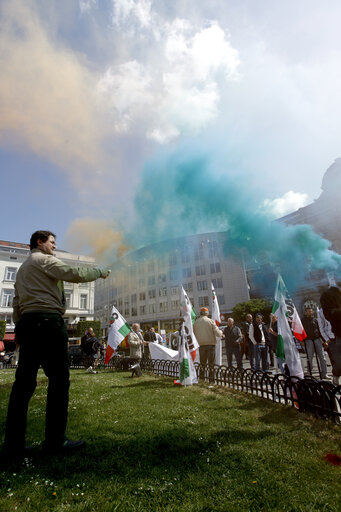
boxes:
[0,445,34,470]
[42,439,86,455]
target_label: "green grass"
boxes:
[0,369,340,511]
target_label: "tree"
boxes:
[0,320,6,340]
[76,320,101,338]
[232,298,273,324]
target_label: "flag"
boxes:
[177,323,198,386]
[211,282,222,365]
[180,286,199,360]
[105,306,132,364]
[272,274,304,379]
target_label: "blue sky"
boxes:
[1,0,341,257]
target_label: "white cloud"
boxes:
[79,0,98,13]
[262,191,309,218]
[98,8,241,142]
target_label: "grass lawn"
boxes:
[0,368,340,512]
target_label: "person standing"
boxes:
[249,313,270,372]
[241,314,255,369]
[193,307,223,383]
[224,318,243,369]
[320,286,341,385]
[128,323,144,362]
[301,307,328,380]
[1,230,111,462]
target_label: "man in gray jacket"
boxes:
[1,230,110,463]
[193,307,223,383]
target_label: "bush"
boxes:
[76,320,101,338]
[0,320,6,340]
[232,298,273,323]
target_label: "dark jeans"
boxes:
[3,312,70,452]
[199,345,216,382]
[225,343,243,369]
[254,344,268,371]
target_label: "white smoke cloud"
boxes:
[262,191,309,218]
[98,4,241,142]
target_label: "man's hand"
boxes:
[101,269,111,279]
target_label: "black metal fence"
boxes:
[104,356,341,424]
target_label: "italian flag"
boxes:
[211,282,222,366]
[105,306,132,364]
[272,274,305,379]
[180,286,199,361]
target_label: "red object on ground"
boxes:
[324,453,341,466]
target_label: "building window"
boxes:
[181,247,191,263]
[131,294,137,304]
[131,307,137,317]
[208,240,219,258]
[210,262,221,273]
[194,243,204,260]
[148,276,156,286]
[182,267,191,278]
[169,269,178,281]
[195,265,205,276]
[171,286,178,295]
[218,295,225,305]
[139,292,146,301]
[159,287,167,297]
[197,280,207,291]
[0,313,14,325]
[140,305,146,315]
[158,273,167,283]
[199,296,209,307]
[160,302,168,312]
[124,307,130,316]
[171,300,179,311]
[212,278,223,288]
[5,267,17,281]
[80,294,88,309]
[148,289,156,299]
[139,277,145,287]
[149,303,156,313]
[183,282,193,292]
[65,292,72,309]
[1,289,14,307]
[118,298,123,309]
[169,253,177,266]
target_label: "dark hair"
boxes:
[30,230,56,250]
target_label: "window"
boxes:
[171,300,180,311]
[210,262,221,273]
[148,289,156,299]
[169,253,177,266]
[199,296,209,307]
[183,282,193,292]
[65,292,72,308]
[149,303,156,313]
[148,276,155,286]
[218,295,225,305]
[1,289,14,307]
[159,287,167,297]
[118,298,123,308]
[139,277,145,287]
[131,294,137,304]
[131,307,137,317]
[212,278,223,288]
[158,273,167,283]
[197,280,207,291]
[5,267,17,281]
[140,305,146,315]
[208,240,219,258]
[124,307,130,316]
[139,292,146,301]
[160,302,168,312]
[182,268,191,278]
[181,247,191,263]
[194,243,204,260]
[171,286,178,295]
[196,265,205,276]
[80,294,88,309]
[169,269,178,281]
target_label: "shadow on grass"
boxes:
[15,425,273,482]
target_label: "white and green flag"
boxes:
[180,286,199,360]
[178,322,198,386]
[272,274,305,379]
[105,306,132,364]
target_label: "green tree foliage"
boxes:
[76,320,101,338]
[0,320,6,340]
[232,298,273,323]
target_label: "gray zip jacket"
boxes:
[13,249,107,322]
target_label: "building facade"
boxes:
[95,232,250,335]
[0,240,96,336]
